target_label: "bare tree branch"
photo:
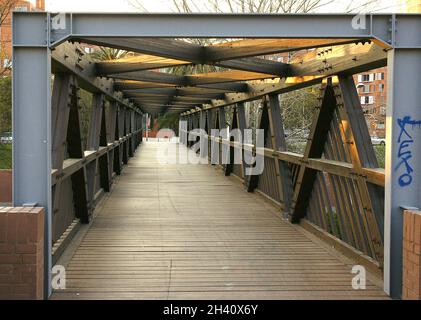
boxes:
[0,0,16,26]
[0,0,17,76]
[125,0,148,12]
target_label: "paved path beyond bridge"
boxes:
[51,141,387,300]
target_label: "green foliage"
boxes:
[0,77,12,133]
[286,141,306,154]
[325,210,342,240]
[281,86,318,132]
[167,63,220,76]
[157,113,180,134]
[374,145,385,168]
[0,143,12,169]
[90,47,128,61]
[78,89,93,150]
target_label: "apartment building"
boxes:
[351,1,420,138]
[354,67,387,137]
[0,0,45,73]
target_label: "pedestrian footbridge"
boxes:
[9,12,421,299]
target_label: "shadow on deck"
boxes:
[51,142,387,300]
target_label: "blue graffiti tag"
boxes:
[395,116,421,187]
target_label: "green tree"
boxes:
[90,47,128,62]
[281,87,318,133]
[0,76,11,132]
[157,113,180,134]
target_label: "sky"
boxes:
[42,0,406,13]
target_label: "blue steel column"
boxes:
[12,12,52,298]
[385,48,421,299]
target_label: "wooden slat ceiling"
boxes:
[76,37,385,114]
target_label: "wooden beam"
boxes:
[74,37,203,63]
[216,57,290,76]
[126,91,225,100]
[186,42,386,114]
[96,55,189,74]
[205,38,362,61]
[112,70,186,86]
[267,94,292,215]
[52,42,139,112]
[115,80,248,93]
[111,69,277,86]
[335,75,384,263]
[290,84,337,223]
[80,37,360,65]
[65,77,90,224]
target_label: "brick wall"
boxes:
[403,210,421,300]
[0,207,44,300]
[1,0,45,71]
[0,170,12,203]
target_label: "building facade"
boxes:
[354,67,387,137]
[353,0,421,138]
[0,0,45,74]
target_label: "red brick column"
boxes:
[0,207,44,300]
[0,170,12,203]
[403,210,421,300]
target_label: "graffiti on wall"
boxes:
[395,116,421,187]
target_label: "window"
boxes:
[362,84,370,93]
[376,72,385,80]
[362,85,372,93]
[377,122,385,129]
[359,73,374,82]
[14,6,28,11]
[379,84,385,92]
[360,96,375,104]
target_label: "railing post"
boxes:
[114,104,123,175]
[199,110,207,159]
[218,107,227,170]
[268,94,292,216]
[128,110,134,157]
[188,114,193,147]
[236,103,247,182]
[108,102,118,180]
[179,115,187,145]
[86,94,105,211]
[207,109,215,163]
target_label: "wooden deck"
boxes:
[52,141,387,300]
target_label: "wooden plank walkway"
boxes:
[52,141,388,300]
